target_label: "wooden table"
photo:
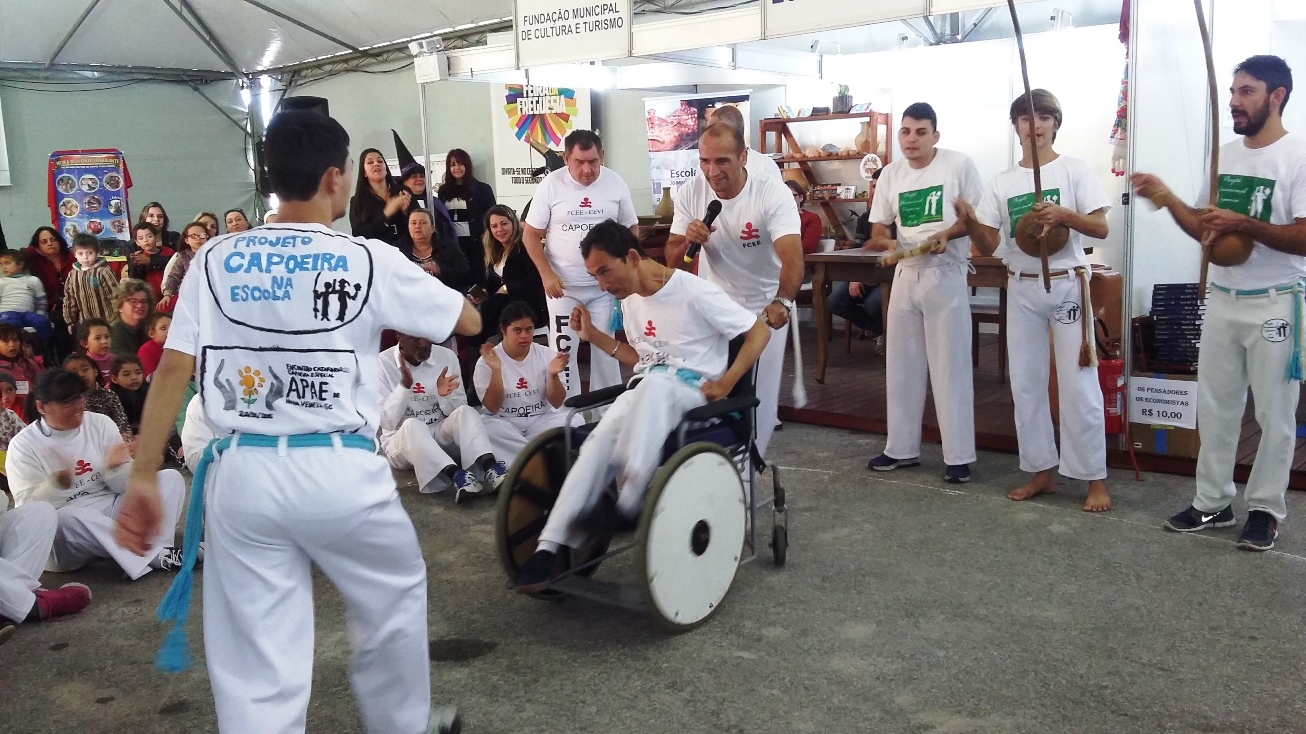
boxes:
[807,252,1007,384]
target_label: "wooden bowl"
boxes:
[1014,211,1070,258]
[1208,233,1254,267]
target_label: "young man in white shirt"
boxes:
[114,110,480,733]
[379,334,507,504]
[864,102,983,484]
[523,130,639,400]
[667,123,803,457]
[515,220,770,593]
[7,369,188,578]
[1133,55,1306,551]
[0,499,92,646]
[962,89,1113,513]
[473,300,571,464]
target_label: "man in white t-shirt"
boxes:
[709,104,783,183]
[864,102,983,484]
[1133,55,1306,551]
[113,110,479,733]
[962,89,1113,513]
[514,220,770,593]
[523,130,639,401]
[473,300,571,464]
[667,123,803,457]
[379,334,507,504]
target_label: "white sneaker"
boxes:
[428,705,462,734]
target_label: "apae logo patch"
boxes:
[1262,319,1291,343]
[1054,301,1082,325]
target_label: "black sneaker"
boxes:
[867,453,920,472]
[1236,510,1279,551]
[515,550,565,594]
[944,464,971,484]
[1163,505,1236,533]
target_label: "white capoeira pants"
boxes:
[538,374,706,550]
[1193,283,1304,521]
[547,282,623,399]
[0,503,57,622]
[202,443,432,734]
[1006,272,1106,480]
[755,322,787,457]
[884,264,977,466]
[382,407,495,493]
[48,471,185,580]
[481,411,573,466]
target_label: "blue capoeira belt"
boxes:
[154,432,377,673]
[1210,280,1306,381]
[637,364,708,388]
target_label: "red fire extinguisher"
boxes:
[1099,357,1125,435]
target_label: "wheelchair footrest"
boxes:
[552,576,646,613]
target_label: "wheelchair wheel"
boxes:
[636,443,747,632]
[771,525,787,567]
[494,428,610,599]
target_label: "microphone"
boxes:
[684,200,723,264]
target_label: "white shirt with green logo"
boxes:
[976,155,1111,273]
[869,148,982,269]
[1198,134,1306,290]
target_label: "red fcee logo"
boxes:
[74,459,93,476]
[740,222,761,241]
[412,382,426,394]
[644,320,657,337]
[516,377,529,389]
[579,198,593,208]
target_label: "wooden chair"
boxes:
[970,287,1007,383]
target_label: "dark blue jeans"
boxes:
[828,283,882,335]
[0,311,53,341]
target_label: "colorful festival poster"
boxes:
[490,85,591,212]
[49,149,132,255]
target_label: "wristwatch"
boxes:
[773,297,795,310]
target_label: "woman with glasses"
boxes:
[157,221,210,312]
[109,280,155,356]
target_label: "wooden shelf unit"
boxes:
[759,111,892,241]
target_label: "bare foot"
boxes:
[1082,480,1112,513]
[1008,470,1056,501]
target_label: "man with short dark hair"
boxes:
[1133,55,1306,551]
[114,109,479,733]
[667,122,803,456]
[523,130,639,400]
[864,102,983,484]
[514,220,769,592]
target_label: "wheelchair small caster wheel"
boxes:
[771,525,787,567]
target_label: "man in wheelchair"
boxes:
[515,219,771,593]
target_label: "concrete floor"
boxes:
[4,423,1306,734]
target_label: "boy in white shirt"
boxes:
[523,130,639,400]
[864,102,983,484]
[963,88,1113,513]
[380,334,508,504]
[515,219,770,593]
[473,301,571,464]
[6,369,187,578]
[1133,55,1306,551]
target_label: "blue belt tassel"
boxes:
[154,432,376,673]
[1290,285,1305,382]
[608,297,623,333]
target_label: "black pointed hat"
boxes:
[392,129,425,180]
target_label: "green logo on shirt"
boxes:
[898,185,945,228]
[1005,189,1062,236]
[1216,174,1275,222]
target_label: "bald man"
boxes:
[709,105,783,183]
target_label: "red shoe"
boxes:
[34,583,92,621]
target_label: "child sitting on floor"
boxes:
[0,250,52,342]
[63,353,132,441]
[0,323,41,402]
[137,312,171,380]
[75,318,114,387]
[62,234,120,328]
[108,355,148,435]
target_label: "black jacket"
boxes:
[482,244,547,326]
[401,235,474,294]
[350,191,407,246]
[439,180,497,247]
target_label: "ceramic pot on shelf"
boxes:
[654,186,674,223]
[854,120,875,154]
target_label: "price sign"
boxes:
[1129,376,1198,430]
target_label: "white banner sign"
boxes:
[1129,376,1198,430]
[764,0,928,38]
[515,0,631,66]
[489,84,591,212]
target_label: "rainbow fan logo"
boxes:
[504,85,579,147]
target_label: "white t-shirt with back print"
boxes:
[473,342,560,424]
[976,154,1112,272]
[868,148,982,269]
[524,167,638,288]
[620,270,760,381]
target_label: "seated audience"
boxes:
[157,221,210,311]
[178,393,216,473]
[349,147,409,245]
[108,355,147,435]
[64,354,131,440]
[0,372,25,422]
[829,167,886,354]
[0,324,42,401]
[786,180,823,257]
[0,250,51,342]
[224,208,252,233]
[473,302,570,464]
[62,235,119,328]
[108,279,153,356]
[126,222,174,299]
[378,333,508,504]
[24,227,74,360]
[398,208,474,294]
[75,318,114,387]
[137,312,171,380]
[7,369,186,579]
[194,212,220,239]
[473,205,547,343]
[139,202,181,250]
[0,501,92,645]
[438,148,498,274]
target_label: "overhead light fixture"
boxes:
[408,37,445,57]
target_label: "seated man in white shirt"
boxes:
[6,369,187,578]
[474,301,571,465]
[515,219,771,593]
[0,501,92,645]
[379,334,508,504]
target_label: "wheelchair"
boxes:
[494,338,789,631]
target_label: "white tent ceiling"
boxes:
[0,0,515,76]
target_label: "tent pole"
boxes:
[46,0,104,68]
[419,81,435,213]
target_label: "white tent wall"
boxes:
[0,81,252,246]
